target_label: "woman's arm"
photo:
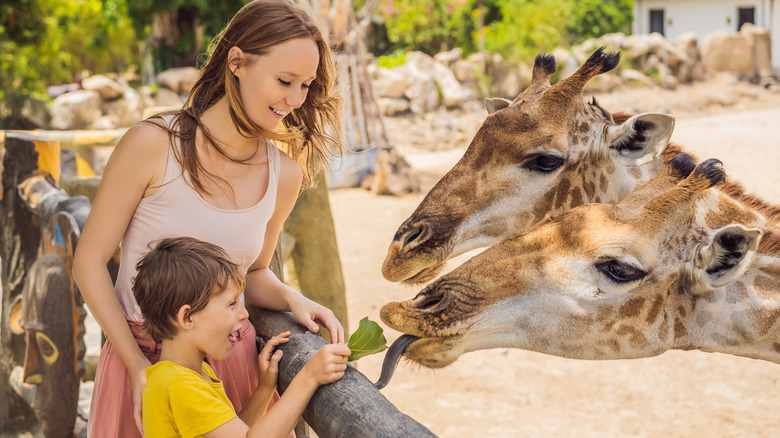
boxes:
[72,122,169,433]
[242,152,344,343]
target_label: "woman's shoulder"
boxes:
[276,147,303,188]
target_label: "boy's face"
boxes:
[191,280,248,361]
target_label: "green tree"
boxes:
[126,0,247,70]
[1,0,138,129]
[482,0,571,62]
[565,0,633,45]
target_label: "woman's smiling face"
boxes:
[232,38,319,131]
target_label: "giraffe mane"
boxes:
[613,111,780,256]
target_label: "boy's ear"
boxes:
[176,305,194,329]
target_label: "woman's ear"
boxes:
[176,304,194,330]
[228,46,244,75]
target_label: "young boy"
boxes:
[133,236,351,437]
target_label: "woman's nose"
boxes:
[286,89,304,109]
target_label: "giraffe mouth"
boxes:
[400,262,447,285]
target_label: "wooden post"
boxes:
[250,308,437,438]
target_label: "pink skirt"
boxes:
[88,318,294,437]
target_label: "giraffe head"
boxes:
[383,48,676,284]
[381,155,766,368]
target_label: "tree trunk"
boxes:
[283,169,349,338]
[249,308,437,438]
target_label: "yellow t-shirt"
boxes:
[143,360,237,438]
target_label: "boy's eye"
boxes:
[278,79,291,86]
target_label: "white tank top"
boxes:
[114,119,281,320]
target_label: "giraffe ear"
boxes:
[603,113,675,166]
[484,98,512,114]
[693,224,762,293]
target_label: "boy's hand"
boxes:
[301,343,351,386]
[257,331,291,390]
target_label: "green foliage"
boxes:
[377,50,407,69]
[376,0,489,56]
[372,0,634,63]
[1,0,138,128]
[482,0,572,62]
[565,0,633,45]
[347,317,388,362]
[126,0,247,69]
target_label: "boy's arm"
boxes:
[236,383,275,426]
[247,343,350,438]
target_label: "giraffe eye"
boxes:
[523,154,564,173]
[596,260,646,283]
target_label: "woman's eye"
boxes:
[302,83,311,89]
[596,260,646,283]
[523,154,565,173]
[278,79,291,86]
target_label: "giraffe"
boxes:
[380,154,780,368]
[382,48,682,284]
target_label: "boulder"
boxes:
[372,67,408,99]
[701,24,772,80]
[157,67,200,94]
[377,98,410,116]
[102,87,143,127]
[50,90,102,130]
[81,74,125,100]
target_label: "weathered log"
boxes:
[249,308,437,438]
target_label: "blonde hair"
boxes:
[150,0,343,191]
[133,237,246,342]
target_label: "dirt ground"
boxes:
[330,76,780,437]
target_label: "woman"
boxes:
[73,1,345,436]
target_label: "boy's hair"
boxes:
[133,237,246,342]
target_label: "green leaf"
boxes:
[347,317,388,362]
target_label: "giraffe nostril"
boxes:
[401,222,428,248]
[416,292,444,310]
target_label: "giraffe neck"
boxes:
[673,251,780,363]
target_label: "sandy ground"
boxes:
[330,82,780,437]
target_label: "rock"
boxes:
[620,69,655,87]
[372,67,408,99]
[433,48,463,69]
[377,98,410,116]
[102,88,143,127]
[701,24,772,81]
[157,67,200,94]
[397,52,440,113]
[81,74,125,100]
[452,59,477,84]
[153,87,185,108]
[19,95,50,129]
[50,90,102,130]
[88,115,120,130]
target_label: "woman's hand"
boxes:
[258,332,290,391]
[130,357,152,433]
[289,295,345,344]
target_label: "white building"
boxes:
[633,0,780,71]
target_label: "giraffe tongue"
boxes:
[373,334,419,390]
